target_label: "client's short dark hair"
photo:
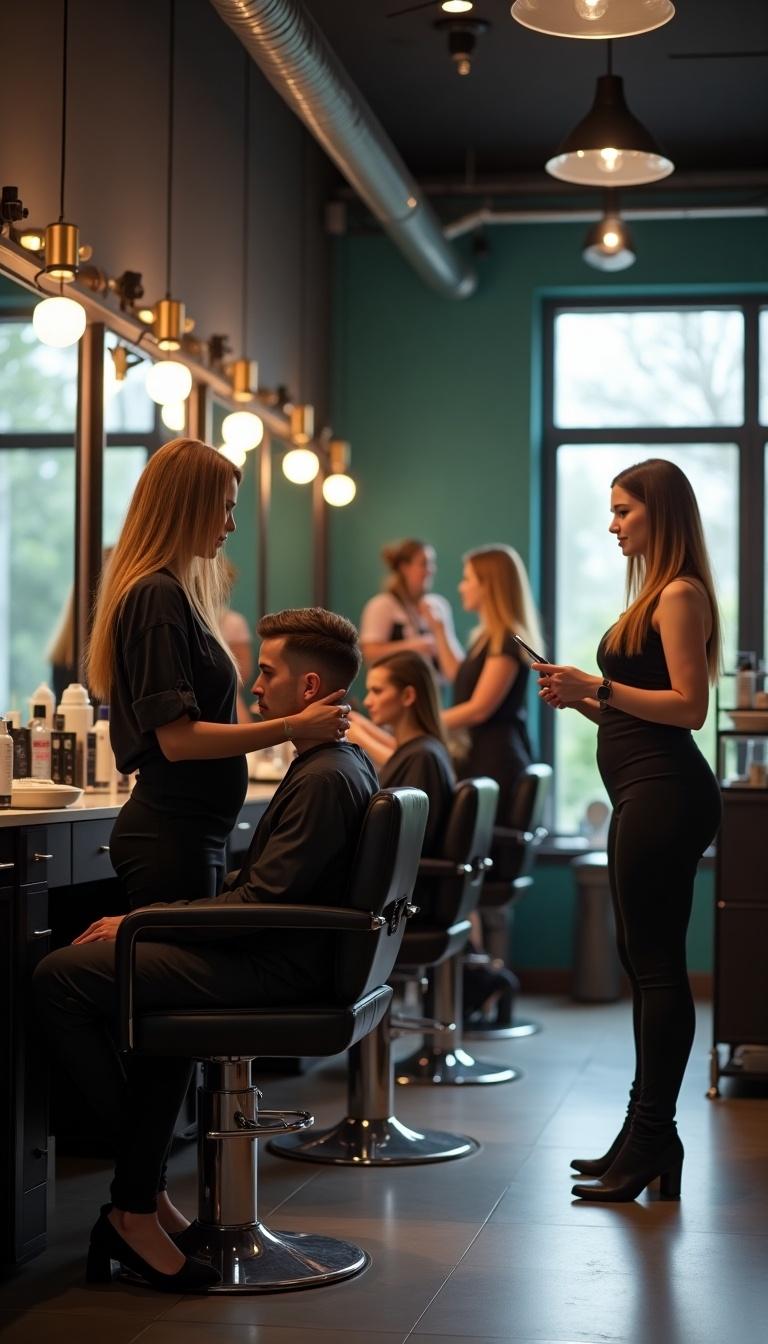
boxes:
[257,607,361,689]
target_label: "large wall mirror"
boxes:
[0,274,78,713]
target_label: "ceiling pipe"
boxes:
[444,203,768,240]
[209,0,476,299]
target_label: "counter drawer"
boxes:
[22,826,72,889]
[0,828,16,881]
[72,819,116,884]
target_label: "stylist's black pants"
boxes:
[606,764,720,1139]
[33,938,307,1213]
[110,795,228,909]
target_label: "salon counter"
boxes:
[0,782,276,1266]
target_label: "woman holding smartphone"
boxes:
[423,544,544,823]
[536,459,721,1203]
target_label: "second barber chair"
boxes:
[269,776,505,1167]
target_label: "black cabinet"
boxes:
[0,830,51,1264]
[710,704,768,1096]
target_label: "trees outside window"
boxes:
[543,301,765,835]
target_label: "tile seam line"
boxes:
[401,1179,516,1342]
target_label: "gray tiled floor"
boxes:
[2,997,767,1344]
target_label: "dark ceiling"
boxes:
[305,0,768,186]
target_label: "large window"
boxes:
[543,300,767,834]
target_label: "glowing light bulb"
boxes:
[282,448,320,485]
[602,228,620,248]
[32,295,87,348]
[219,442,247,467]
[322,473,357,507]
[145,359,193,405]
[442,1,474,12]
[574,0,608,20]
[221,410,264,453]
[161,401,186,432]
[599,146,623,173]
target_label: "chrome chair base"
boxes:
[269,1114,479,1165]
[167,1220,369,1293]
[463,1018,541,1040]
[395,1045,520,1086]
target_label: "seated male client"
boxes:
[33,607,377,1294]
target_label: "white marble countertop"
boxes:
[0,782,276,829]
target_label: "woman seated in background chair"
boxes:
[359,538,458,679]
[349,651,514,1022]
[349,650,454,855]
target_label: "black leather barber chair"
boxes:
[115,787,427,1294]
[270,777,500,1164]
[394,778,523,1087]
[463,763,552,1041]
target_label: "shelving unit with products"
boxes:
[709,672,768,1097]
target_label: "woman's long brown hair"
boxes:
[605,458,721,680]
[86,438,241,699]
[465,544,544,657]
[372,650,449,747]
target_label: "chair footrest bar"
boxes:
[389,1014,454,1035]
[206,1108,314,1140]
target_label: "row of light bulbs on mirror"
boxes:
[10,210,356,506]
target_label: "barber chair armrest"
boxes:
[418,858,475,878]
[494,824,548,847]
[116,903,387,1051]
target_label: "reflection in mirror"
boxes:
[0,275,78,713]
[102,332,158,554]
[211,398,259,723]
[269,447,314,613]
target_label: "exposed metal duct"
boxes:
[209,0,476,299]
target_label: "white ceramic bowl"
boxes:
[11,778,84,809]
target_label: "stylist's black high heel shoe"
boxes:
[570,1083,638,1176]
[572,1131,683,1203]
[570,1116,632,1177]
[86,1208,220,1292]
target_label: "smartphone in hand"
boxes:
[511,632,548,665]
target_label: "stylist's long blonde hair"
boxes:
[466,545,544,657]
[605,458,721,680]
[87,438,241,699]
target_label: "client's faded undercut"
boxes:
[257,607,361,689]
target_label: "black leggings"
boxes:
[33,937,307,1214]
[607,770,721,1138]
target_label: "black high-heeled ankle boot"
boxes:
[570,1116,632,1177]
[571,1131,683,1203]
[570,1083,638,1176]
[86,1208,220,1292]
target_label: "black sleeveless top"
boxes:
[596,624,709,803]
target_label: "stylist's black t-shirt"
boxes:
[110,570,247,833]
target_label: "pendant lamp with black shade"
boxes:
[582,190,636,270]
[546,41,674,187]
[146,0,192,407]
[32,0,87,349]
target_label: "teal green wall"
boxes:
[326,215,768,973]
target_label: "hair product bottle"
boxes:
[0,719,13,808]
[57,683,94,788]
[29,705,52,780]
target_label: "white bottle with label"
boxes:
[0,719,13,807]
[27,682,56,727]
[29,704,52,780]
[57,683,94,788]
[93,705,116,792]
